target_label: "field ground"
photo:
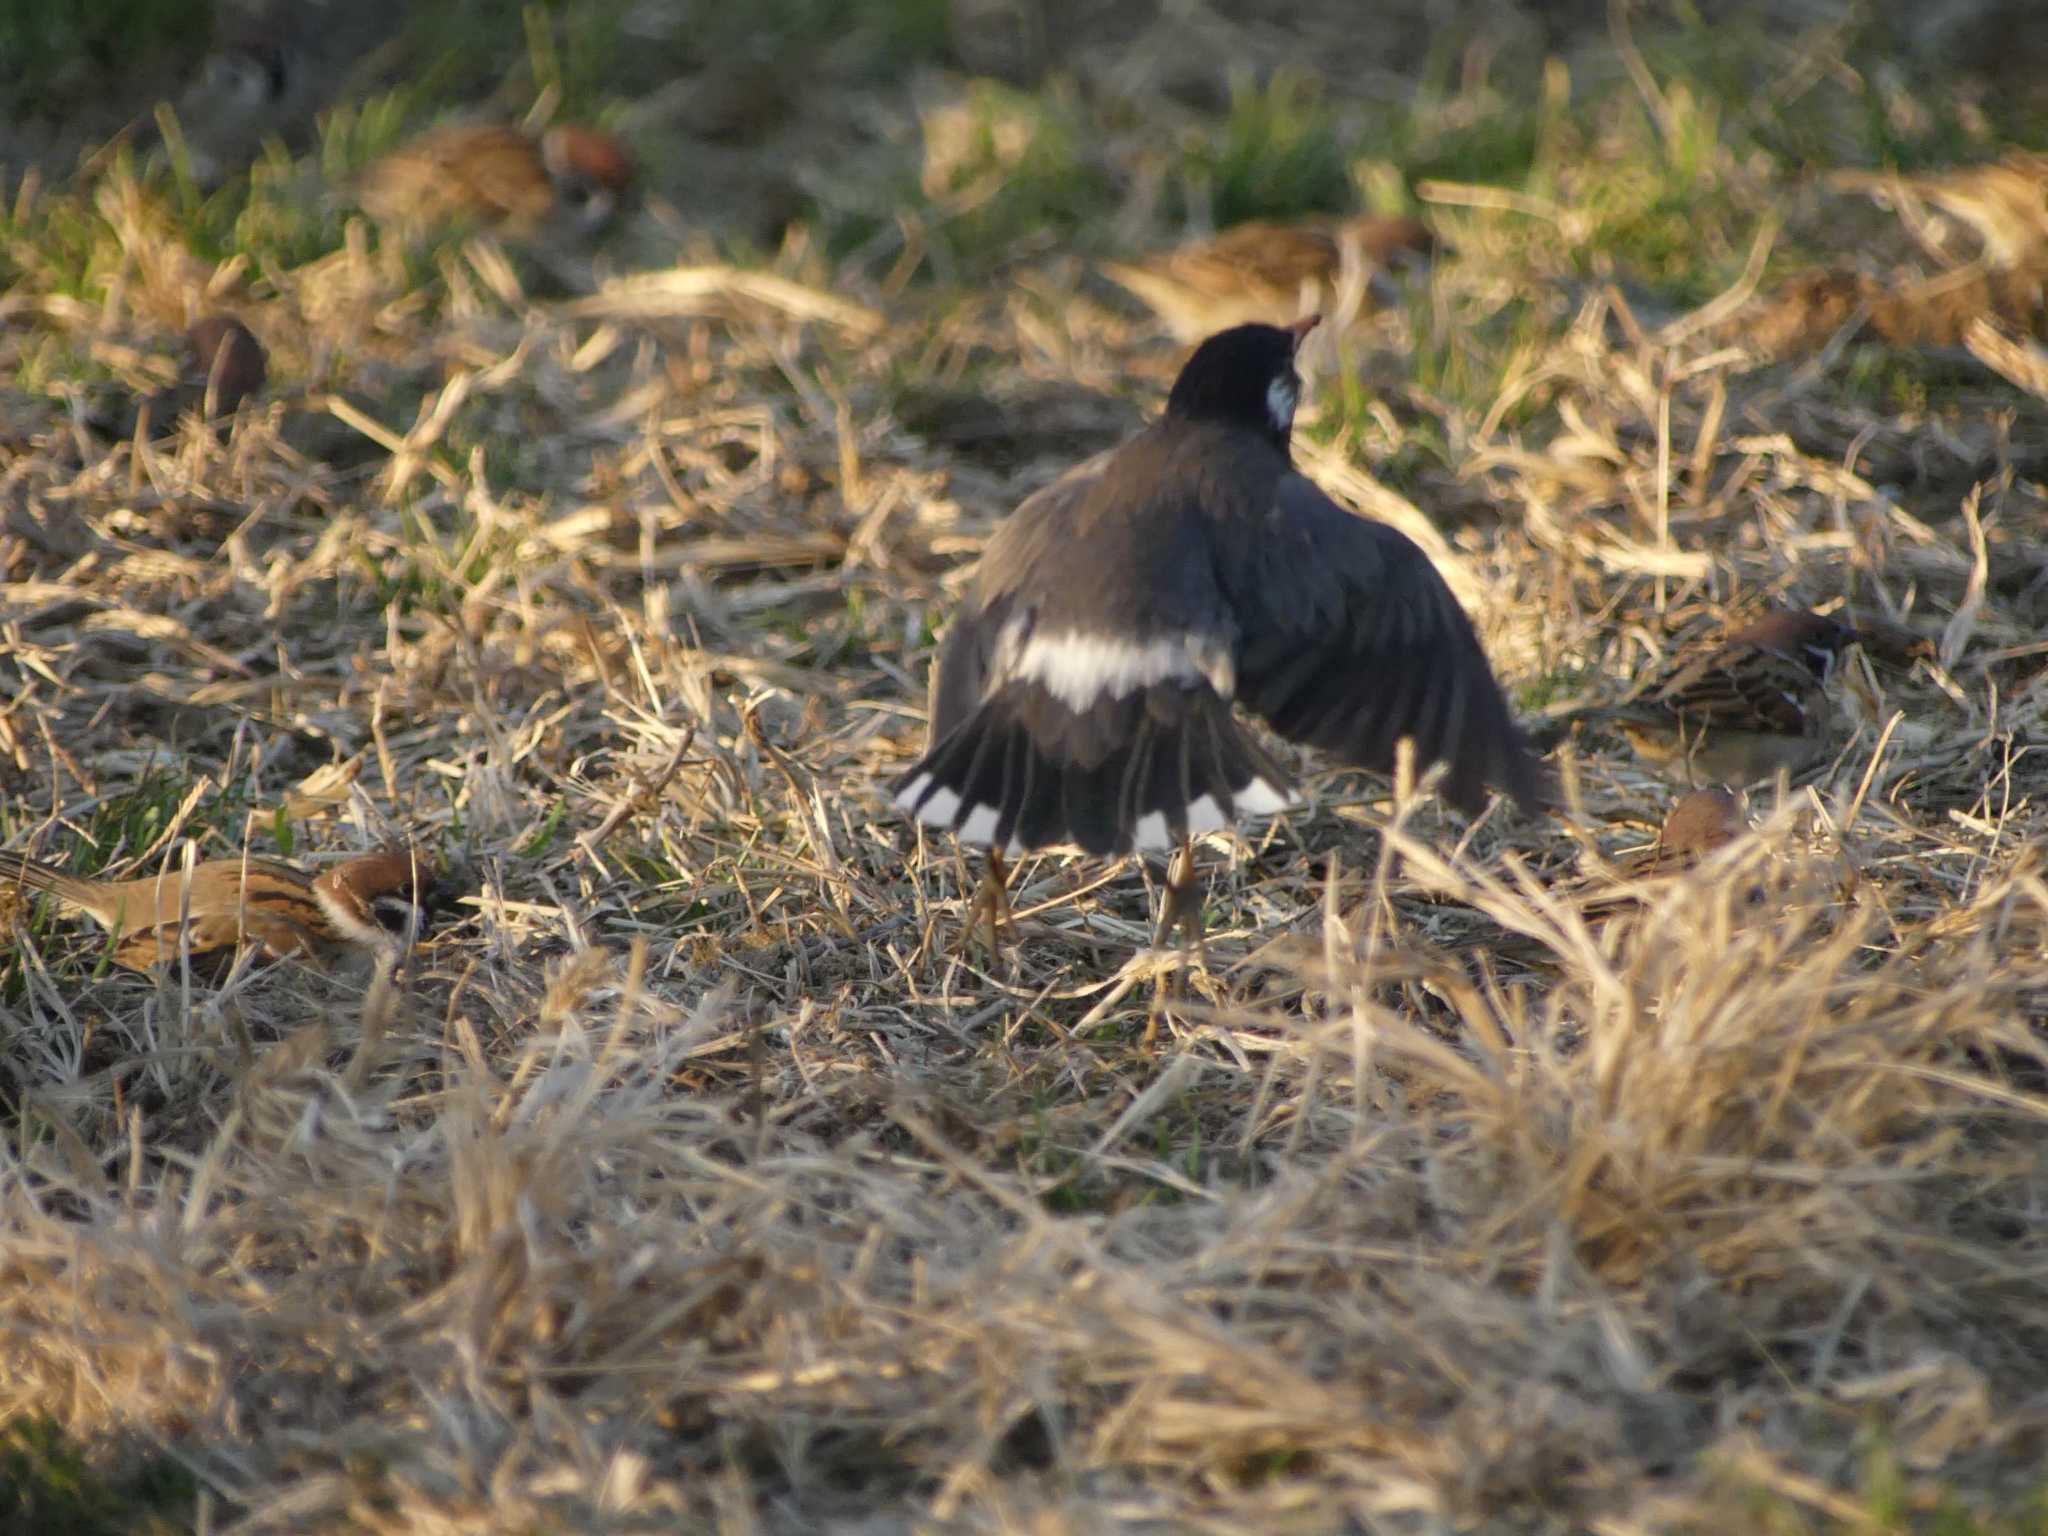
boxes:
[3,2,2048,1531]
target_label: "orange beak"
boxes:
[1286,313,1322,350]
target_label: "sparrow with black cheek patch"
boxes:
[1538,611,1863,787]
[0,848,428,971]
[1103,215,1441,342]
[355,122,635,245]
[893,315,1545,956]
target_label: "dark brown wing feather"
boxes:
[1637,633,1826,737]
[924,448,1114,745]
[1223,474,1546,814]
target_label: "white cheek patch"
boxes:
[1266,373,1299,434]
[311,884,395,950]
[1000,628,1213,712]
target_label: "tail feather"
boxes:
[894,685,1298,856]
[944,712,1014,846]
[1059,753,1119,858]
[1185,706,1233,835]
[1007,724,1056,847]
[1404,670,1459,792]
[1115,714,1163,844]
[0,852,85,904]
[1133,704,1193,848]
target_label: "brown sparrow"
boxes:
[1471,789,1756,973]
[1618,786,1745,876]
[177,315,268,419]
[0,848,427,971]
[170,6,401,188]
[1573,786,1747,920]
[95,316,268,441]
[1738,267,1875,357]
[1742,258,2048,355]
[1541,611,1863,786]
[1102,215,1440,341]
[1831,152,2048,271]
[355,122,635,244]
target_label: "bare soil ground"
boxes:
[3,2,2047,1531]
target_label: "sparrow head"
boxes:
[312,849,438,952]
[1657,785,1744,862]
[171,16,300,188]
[1166,315,1320,448]
[183,316,267,417]
[198,25,290,110]
[1354,214,1440,269]
[539,125,636,235]
[1730,609,1860,682]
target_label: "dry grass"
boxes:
[4,3,2048,1532]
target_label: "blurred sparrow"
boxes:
[1575,786,1747,919]
[1831,152,2048,271]
[1102,214,1440,341]
[1739,267,1875,357]
[96,316,269,441]
[1619,786,1745,876]
[177,315,268,420]
[1741,260,2048,355]
[1541,610,1863,786]
[0,848,427,971]
[170,18,294,187]
[169,5,402,188]
[355,121,635,245]
[1463,788,1757,973]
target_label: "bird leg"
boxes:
[1145,838,1208,1044]
[1151,837,1206,958]
[957,847,1013,959]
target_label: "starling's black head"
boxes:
[1165,316,1317,449]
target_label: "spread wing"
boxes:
[898,441,1296,856]
[1221,474,1546,814]
[923,449,1114,746]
